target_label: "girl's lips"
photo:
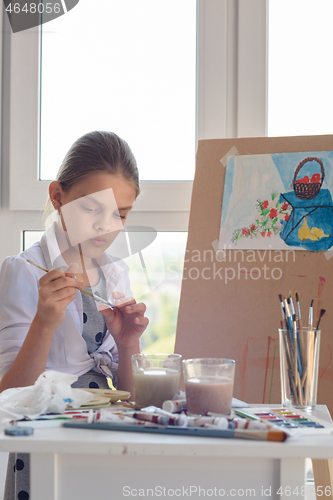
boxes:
[90,237,107,247]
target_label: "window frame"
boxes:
[3,0,268,236]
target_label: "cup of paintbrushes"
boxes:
[279,328,320,411]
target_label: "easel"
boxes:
[175,136,333,500]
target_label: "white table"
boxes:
[0,405,332,500]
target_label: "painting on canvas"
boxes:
[219,151,333,250]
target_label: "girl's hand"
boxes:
[98,291,149,349]
[36,263,82,331]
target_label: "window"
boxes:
[7,1,195,223]
[268,0,333,136]
[1,0,269,258]
[40,0,196,182]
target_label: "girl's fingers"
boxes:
[39,269,64,285]
[46,278,82,295]
[114,296,136,307]
[41,274,82,292]
[134,316,149,327]
[54,286,77,302]
[40,284,77,303]
[125,302,146,314]
[98,304,115,321]
[40,269,78,288]
[65,262,79,275]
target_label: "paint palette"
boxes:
[239,407,333,435]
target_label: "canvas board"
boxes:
[175,135,333,414]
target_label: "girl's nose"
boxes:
[93,213,121,232]
[93,215,110,232]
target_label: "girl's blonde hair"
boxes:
[44,131,140,223]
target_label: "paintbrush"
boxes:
[288,296,303,381]
[308,299,314,329]
[278,296,297,401]
[282,296,297,366]
[295,291,305,384]
[278,295,287,328]
[288,291,295,317]
[78,243,87,277]
[26,259,114,309]
[316,309,326,330]
[283,296,293,333]
[295,292,302,330]
[292,313,303,406]
[62,421,289,441]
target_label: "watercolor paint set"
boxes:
[235,407,332,434]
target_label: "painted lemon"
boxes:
[298,217,310,241]
[309,227,330,241]
[298,216,331,241]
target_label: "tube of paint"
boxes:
[162,399,187,413]
[94,412,152,425]
[187,416,229,428]
[138,406,188,426]
[232,418,276,430]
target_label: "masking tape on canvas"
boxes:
[211,239,226,260]
[324,250,333,260]
[220,146,239,167]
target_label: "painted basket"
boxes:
[293,157,324,200]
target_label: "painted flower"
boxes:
[269,208,278,219]
[233,192,293,244]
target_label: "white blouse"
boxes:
[0,222,132,380]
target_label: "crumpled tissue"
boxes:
[0,370,95,422]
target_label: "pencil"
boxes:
[26,259,114,309]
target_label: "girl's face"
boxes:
[50,172,136,259]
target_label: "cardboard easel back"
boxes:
[175,136,333,412]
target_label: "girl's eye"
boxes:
[114,213,126,220]
[83,206,97,213]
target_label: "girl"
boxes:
[0,131,149,499]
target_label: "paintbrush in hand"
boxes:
[26,259,114,309]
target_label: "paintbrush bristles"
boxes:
[316,309,326,330]
[278,295,287,324]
